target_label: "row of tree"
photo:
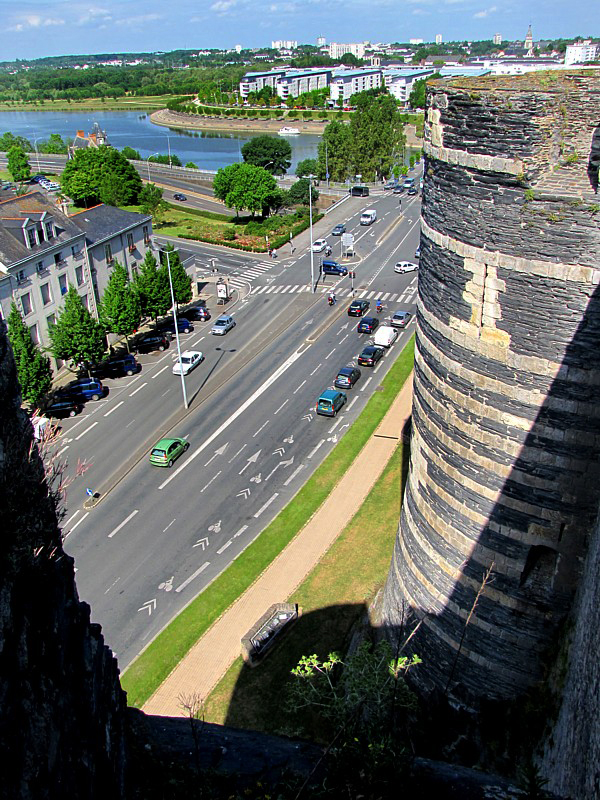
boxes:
[7,247,192,407]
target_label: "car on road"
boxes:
[331,224,346,236]
[408,186,418,196]
[403,177,416,189]
[159,317,194,337]
[390,310,412,329]
[316,389,347,417]
[384,181,397,190]
[393,185,404,194]
[135,332,170,353]
[348,299,370,317]
[373,325,399,348]
[358,345,385,367]
[56,378,107,402]
[172,350,204,376]
[41,397,84,419]
[322,260,348,276]
[173,193,187,201]
[211,314,236,335]
[395,261,418,274]
[350,185,369,197]
[312,238,329,253]
[415,245,421,259]
[149,437,189,468]
[334,367,361,389]
[357,317,379,334]
[88,354,140,379]
[186,305,211,322]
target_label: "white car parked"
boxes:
[312,238,328,253]
[172,350,204,376]
[394,261,418,274]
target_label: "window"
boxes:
[143,226,150,245]
[127,232,135,253]
[46,313,56,331]
[16,269,27,284]
[45,222,54,240]
[36,260,45,273]
[81,294,89,309]
[29,324,39,345]
[27,229,36,248]
[21,292,32,315]
[58,274,68,295]
[75,265,84,286]
[71,245,82,258]
[105,244,113,264]
[54,252,63,265]
[40,283,52,306]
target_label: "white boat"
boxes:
[279,126,300,135]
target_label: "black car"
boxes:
[173,193,187,201]
[331,223,346,236]
[358,346,384,367]
[56,377,107,402]
[41,397,84,418]
[88,354,140,379]
[186,306,211,322]
[135,333,170,353]
[357,317,379,334]
[384,181,397,190]
[158,317,194,338]
[393,185,404,194]
[408,186,418,196]
[334,367,361,389]
[348,299,370,317]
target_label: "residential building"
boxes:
[68,122,110,159]
[276,68,332,99]
[435,34,443,45]
[493,33,502,45]
[409,39,424,45]
[239,69,288,99]
[328,42,366,60]
[0,191,152,368]
[329,68,382,103]
[383,68,436,104]
[316,36,326,48]
[272,40,297,50]
[565,40,598,65]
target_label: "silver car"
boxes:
[211,315,236,335]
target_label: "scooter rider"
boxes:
[328,292,336,306]
[376,298,383,313]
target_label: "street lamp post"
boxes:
[146,152,159,182]
[325,140,329,188]
[308,174,315,292]
[163,249,188,409]
[165,135,172,169]
[33,137,41,173]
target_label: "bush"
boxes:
[221,228,236,240]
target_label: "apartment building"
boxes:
[328,42,366,60]
[328,68,382,103]
[564,40,598,65]
[276,68,332,99]
[383,68,436,104]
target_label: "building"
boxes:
[383,68,436,104]
[524,24,533,56]
[328,42,366,60]
[275,68,332,99]
[409,38,424,45]
[68,123,109,159]
[316,36,326,48]
[239,69,288,99]
[0,191,152,367]
[329,68,382,103]
[435,34,443,45]
[493,33,502,45]
[565,40,598,65]
[271,40,297,50]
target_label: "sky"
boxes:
[1,0,597,61]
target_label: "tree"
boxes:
[295,158,318,178]
[213,163,278,216]
[288,177,317,206]
[317,120,351,181]
[121,146,141,160]
[139,183,166,218]
[6,303,52,406]
[39,134,68,154]
[348,93,405,181]
[48,286,105,369]
[98,261,141,350]
[0,132,32,152]
[61,145,143,207]
[159,245,192,307]
[7,145,31,184]
[133,250,171,321]
[408,73,441,109]
[241,135,292,175]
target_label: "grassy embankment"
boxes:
[121,337,415,710]
[0,95,170,113]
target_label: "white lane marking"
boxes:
[75,421,98,441]
[347,396,359,411]
[339,334,348,343]
[328,419,342,434]
[200,470,222,492]
[228,443,247,463]
[293,379,307,394]
[191,336,205,347]
[175,561,210,593]
[104,400,124,417]
[254,492,279,518]
[125,418,136,428]
[217,540,232,554]
[325,348,336,360]
[56,445,69,458]
[310,364,321,376]
[307,439,325,459]
[284,463,305,486]
[253,420,269,438]
[163,518,176,533]
[64,509,81,528]
[129,382,147,397]
[274,398,289,415]
[104,577,121,595]
[159,346,306,490]
[161,389,171,397]
[361,376,373,392]
[234,524,248,538]
[108,509,139,539]
[64,512,89,539]
[151,365,170,379]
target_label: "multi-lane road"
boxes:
[50,181,422,668]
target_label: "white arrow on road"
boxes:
[138,599,157,615]
[237,487,251,499]
[204,443,229,467]
[239,449,261,475]
[193,537,209,550]
[272,446,285,457]
[301,318,314,329]
[302,413,313,422]
[266,457,294,482]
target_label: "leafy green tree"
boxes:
[7,302,52,406]
[213,163,278,216]
[0,132,32,152]
[159,245,192,307]
[148,153,182,167]
[295,158,318,178]
[39,133,68,154]
[121,146,141,160]
[185,161,198,169]
[348,93,405,181]
[7,145,31,184]
[317,120,351,182]
[139,183,166,218]
[288,178,318,206]
[134,250,171,321]
[61,145,143,207]
[98,261,141,350]
[408,73,441,109]
[241,135,292,175]
[48,286,105,369]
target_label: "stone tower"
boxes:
[525,24,534,56]
[382,71,600,700]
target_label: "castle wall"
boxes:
[382,71,600,699]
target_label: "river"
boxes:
[0,110,320,173]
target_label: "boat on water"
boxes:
[279,126,300,135]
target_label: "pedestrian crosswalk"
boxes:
[249,284,418,304]
[227,260,275,289]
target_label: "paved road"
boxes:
[53,182,422,667]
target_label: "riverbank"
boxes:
[0,96,169,114]
[150,108,424,146]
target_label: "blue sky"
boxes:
[2,0,597,61]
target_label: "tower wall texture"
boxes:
[382,71,600,699]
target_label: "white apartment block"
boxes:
[384,68,436,104]
[564,41,598,65]
[272,40,298,50]
[239,69,287,98]
[316,36,326,48]
[328,42,366,60]
[435,34,443,45]
[276,69,332,99]
[493,33,502,45]
[329,68,382,102]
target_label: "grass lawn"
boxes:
[0,95,172,113]
[121,337,415,708]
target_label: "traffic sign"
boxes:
[341,233,354,246]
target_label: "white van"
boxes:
[373,325,398,348]
[360,209,377,225]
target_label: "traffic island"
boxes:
[241,603,301,667]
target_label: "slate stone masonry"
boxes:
[382,71,600,700]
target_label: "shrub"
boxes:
[221,228,236,240]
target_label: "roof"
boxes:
[70,204,151,246]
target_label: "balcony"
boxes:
[128,245,137,254]
[72,250,84,260]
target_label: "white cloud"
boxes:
[7,13,65,32]
[210,0,237,11]
[115,12,163,26]
[412,7,431,13]
[473,5,497,17]
[76,7,113,27]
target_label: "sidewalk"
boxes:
[143,372,414,717]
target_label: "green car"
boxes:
[149,437,189,468]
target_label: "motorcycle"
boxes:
[328,295,335,307]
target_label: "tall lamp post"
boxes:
[33,137,41,174]
[163,249,188,409]
[164,134,172,169]
[146,152,159,182]
[308,174,315,292]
